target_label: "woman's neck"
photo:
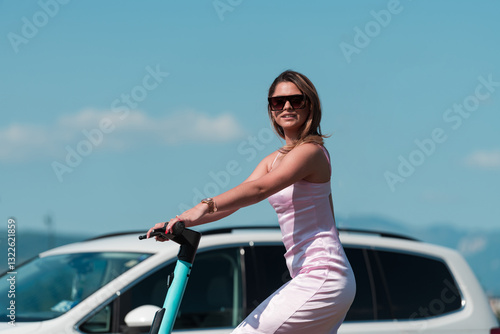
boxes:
[284,132,299,146]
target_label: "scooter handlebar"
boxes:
[138,221,186,240]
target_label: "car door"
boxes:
[78,246,245,333]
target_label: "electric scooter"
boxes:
[139,222,202,334]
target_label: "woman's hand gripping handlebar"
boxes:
[139,221,185,241]
[139,221,202,265]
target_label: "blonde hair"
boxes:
[267,70,328,153]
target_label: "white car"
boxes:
[1,227,499,334]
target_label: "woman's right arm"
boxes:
[187,150,277,226]
[148,151,278,238]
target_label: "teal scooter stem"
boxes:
[139,222,202,334]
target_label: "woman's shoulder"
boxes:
[294,142,327,155]
[287,143,330,167]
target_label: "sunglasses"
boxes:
[268,94,307,111]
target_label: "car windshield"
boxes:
[0,252,151,322]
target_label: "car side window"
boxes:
[372,249,462,320]
[343,247,375,321]
[344,246,462,322]
[243,244,290,316]
[79,305,113,333]
[175,247,244,329]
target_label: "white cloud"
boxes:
[0,109,246,162]
[458,236,487,256]
[465,150,500,170]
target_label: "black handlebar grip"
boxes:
[171,221,185,235]
[138,221,186,240]
[139,221,201,263]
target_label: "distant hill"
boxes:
[0,231,90,273]
[2,216,499,297]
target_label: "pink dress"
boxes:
[232,146,356,334]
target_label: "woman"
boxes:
[147,70,356,333]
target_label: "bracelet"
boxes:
[201,198,218,214]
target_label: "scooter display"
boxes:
[139,222,202,334]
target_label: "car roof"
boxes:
[40,228,285,257]
[39,226,462,263]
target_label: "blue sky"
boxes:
[1,0,499,236]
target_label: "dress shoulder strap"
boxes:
[319,145,331,172]
[270,152,281,170]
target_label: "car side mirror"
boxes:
[124,305,161,327]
